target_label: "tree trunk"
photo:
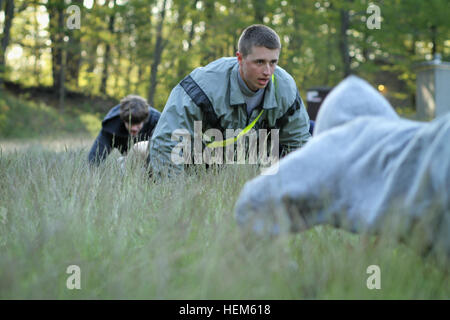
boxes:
[113,34,122,92]
[137,65,144,93]
[66,34,81,87]
[86,41,99,73]
[66,0,82,88]
[290,3,303,53]
[147,0,168,106]
[59,49,66,110]
[201,0,215,63]
[409,32,417,55]
[0,0,15,86]
[99,41,111,95]
[57,6,66,109]
[339,9,351,77]
[252,0,266,23]
[176,0,197,81]
[100,0,116,95]
[325,28,332,85]
[48,1,65,97]
[430,25,437,56]
[33,4,41,85]
[125,52,133,93]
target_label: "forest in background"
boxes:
[0,0,449,113]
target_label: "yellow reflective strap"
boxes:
[206,109,265,148]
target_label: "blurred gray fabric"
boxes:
[235,76,449,255]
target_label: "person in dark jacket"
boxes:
[88,95,160,165]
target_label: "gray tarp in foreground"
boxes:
[235,76,449,255]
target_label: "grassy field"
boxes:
[0,138,448,300]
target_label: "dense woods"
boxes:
[0,0,449,110]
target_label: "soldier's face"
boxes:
[124,121,144,136]
[237,46,280,91]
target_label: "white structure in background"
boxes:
[416,54,450,119]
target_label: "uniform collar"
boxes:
[230,63,245,106]
[229,61,278,109]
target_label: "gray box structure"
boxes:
[416,54,450,119]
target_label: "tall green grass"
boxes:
[0,142,448,299]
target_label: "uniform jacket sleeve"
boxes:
[88,129,113,165]
[279,92,311,156]
[149,85,204,177]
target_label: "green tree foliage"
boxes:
[1,0,449,110]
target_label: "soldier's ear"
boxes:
[236,51,243,62]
